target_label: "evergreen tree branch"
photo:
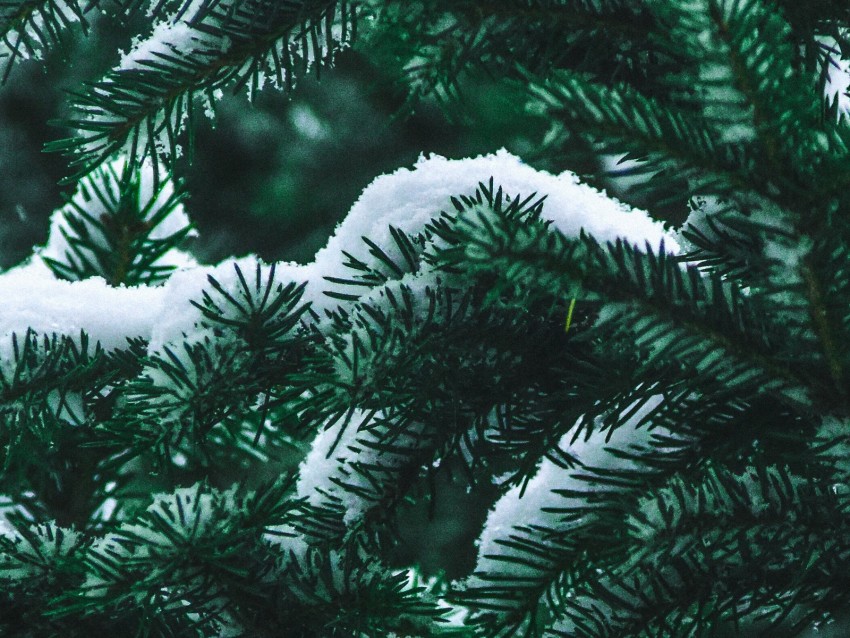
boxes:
[456,396,695,637]
[653,0,819,169]
[529,69,752,207]
[449,202,814,410]
[547,464,850,637]
[42,480,296,634]
[0,0,99,82]
[41,157,194,286]
[50,0,359,176]
[801,259,848,401]
[367,0,660,111]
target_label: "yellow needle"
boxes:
[565,297,577,333]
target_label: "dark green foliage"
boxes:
[51,0,360,176]
[4,0,850,636]
[0,0,104,83]
[42,158,192,285]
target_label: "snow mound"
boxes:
[0,260,166,353]
[0,150,678,353]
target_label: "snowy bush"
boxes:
[3,1,850,637]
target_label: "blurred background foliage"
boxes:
[0,7,550,270]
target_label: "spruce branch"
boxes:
[0,521,97,634]
[546,464,850,637]
[0,0,97,82]
[654,0,818,160]
[455,395,696,637]
[3,0,850,632]
[528,69,750,207]
[97,263,309,470]
[280,546,453,636]
[272,408,435,555]
[449,201,813,410]
[367,0,662,113]
[801,256,850,402]
[41,156,194,286]
[100,334,277,477]
[55,482,285,629]
[191,261,310,353]
[0,330,115,480]
[50,0,359,176]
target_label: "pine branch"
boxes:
[50,0,359,176]
[4,0,850,632]
[98,261,309,469]
[547,464,850,637]
[367,0,664,114]
[455,396,694,637]
[0,0,98,82]
[653,0,818,157]
[191,261,310,354]
[0,330,115,481]
[41,156,194,286]
[42,479,296,634]
[280,546,452,636]
[448,200,816,411]
[529,69,751,207]
[529,0,850,217]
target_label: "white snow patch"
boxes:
[0,260,166,353]
[1,150,676,375]
[821,35,850,118]
[120,0,213,71]
[315,150,676,268]
[294,409,426,526]
[0,254,307,359]
[471,395,677,590]
[148,151,678,343]
[305,150,678,316]
[263,409,428,557]
[119,21,199,71]
[148,256,310,352]
[296,409,369,501]
[40,156,196,277]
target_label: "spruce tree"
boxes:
[1,0,850,636]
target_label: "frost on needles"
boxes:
[0,150,681,635]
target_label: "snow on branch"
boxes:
[0,260,166,353]
[40,156,196,285]
[0,150,677,357]
[307,149,679,313]
[0,148,685,630]
[315,149,677,268]
[57,0,357,171]
[820,34,850,119]
[459,395,691,632]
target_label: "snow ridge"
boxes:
[0,149,677,357]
